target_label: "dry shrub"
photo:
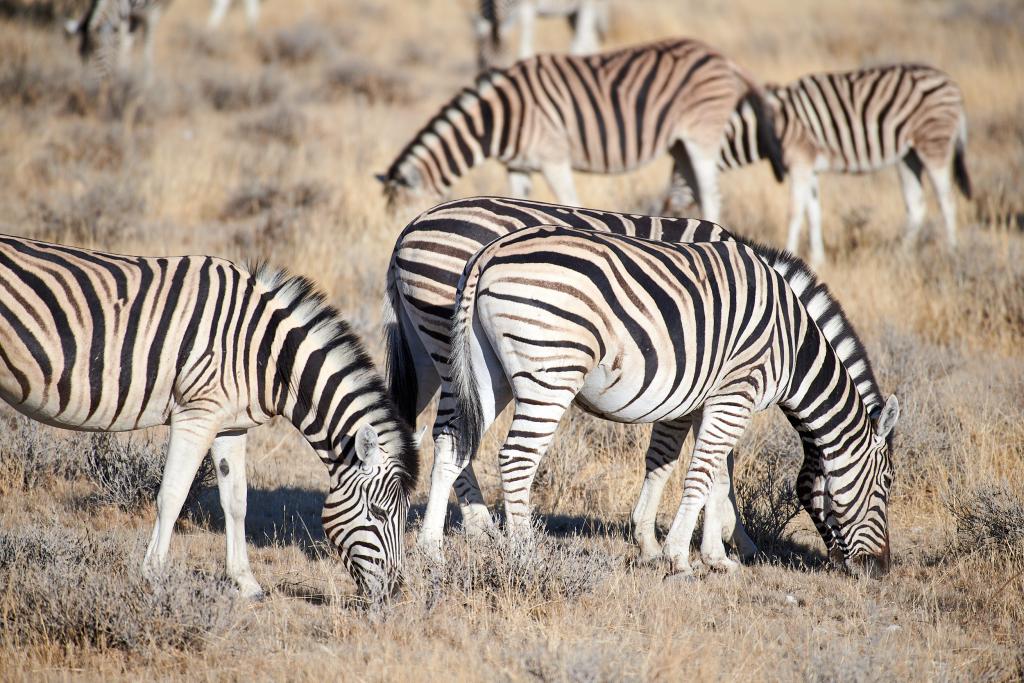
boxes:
[408,527,618,610]
[235,104,307,146]
[82,433,215,513]
[516,641,636,683]
[29,173,144,242]
[736,450,802,554]
[319,58,412,105]
[947,482,1024,555]
[201,70,282,112]
[0,524,238,652]
[0,412,87,491]
[221,179,325,220]
[257,21,337,65]
[0,48,76,109]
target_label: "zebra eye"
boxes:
[369,503,388,522]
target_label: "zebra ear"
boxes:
[874,395,900,442]
[355,425,383,469]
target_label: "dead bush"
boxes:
[0,524,238,652]
[319,58,412,105]
[201,70,282,112]
[257,21,334,65]
[947,482,1024,555]
[408,526,618,610]
[0,49,76,109]
[29,173,144,242]
[235,104,307,145]
[736,449,802,554]
[220,179,325,220]
[0,412,88,491]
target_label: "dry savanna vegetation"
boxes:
[1,0,1023,680]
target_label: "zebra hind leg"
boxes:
[898,150,927,248]
[662,403,751,580]
[631,419,692,564]
[211,430,263,599]
[453,464,496,539]
[925,158,959,249]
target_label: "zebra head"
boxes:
[376,157,445,214]
[823,395,899,578]
[323,423,418,598]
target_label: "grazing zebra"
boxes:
[0,234,418,597]
[447,226,898,577]
[714,64,971,265]
[475,0,610,69]
[377,38,786,223]
[207,0,260,29]
[65,0,166,79]
[385,196,884,562]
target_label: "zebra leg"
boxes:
[142,5,161,86]
[211,430,262,599]
[507,168,534,198]
[417,429,464,560]
[452,463,495,539]
[925,160,959,248]
[499,401,568,536]
[714,450,758,561]
[785,172,811,256]
[516,0,537,61]
[663,140,699,216]
[689,148,722,223]
[806,175,825,267]
[142,413,221,580]
[207,0,231,28]
[244,0,260,28]
[632,419,691,564]
[898,150,927,247]
[541,161,579,206]
[568,0,600,54]
[662,403,751,579]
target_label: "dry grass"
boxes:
[0,0,1023,680]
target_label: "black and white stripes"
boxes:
[377,38,785,223]
[0,234,417,597]
[446,226,898,577]
[717,63,971,264]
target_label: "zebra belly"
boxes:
[574,360,708,424]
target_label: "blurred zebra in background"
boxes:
[475,0,610,68]
[0,234,418,598]
[207,0,259,29]
[447,226,899,578]
[714,64,970,265]
[384,197,884,562]
[65,0,166,79]
[378,38,786,223]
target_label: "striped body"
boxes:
[475,0,609,68]
[66,0,167,78]
[717,64,971,264]
[379,38,785,223]
[385,197,881,560]
[449,227,898,576]
[0,234,416,597]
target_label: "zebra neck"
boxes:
[782,330,874,469]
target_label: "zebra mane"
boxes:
[739,243,884,418]
[248,263,419,492]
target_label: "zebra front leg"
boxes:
[662,403,751,580]
[211,430,262,599]
[925,160,959,249]
[142,412,222,581]
[786,171,811,256]
[662,140,699,217]
[507,168,534,199]
[805,175,825,267]
[717,450,758,561]
[541,160,579,206]
[689,148,722,223]
[568,0,601,54]
[632,419,691,564]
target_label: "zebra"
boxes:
[207,0,260,29]
[384,196,885,562]
[447,226,899,578]
[475,0,610,69]
[65,0,166,80]
[0,234,418,598]
[376,38,786,224]
[712,63,971,265]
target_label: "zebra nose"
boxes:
[846,547,890,578]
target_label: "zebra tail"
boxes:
[382,268,419,426]
[953,118,972,200]
[449,263,485,467]
[749,90,787,183]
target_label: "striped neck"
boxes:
[384,69,513,198]
[252,268,417,488]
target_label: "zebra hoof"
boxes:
[663,569,696,584]
[705,556,740,574]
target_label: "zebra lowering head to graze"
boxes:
[0,234,418,598]
[445,226,898,578]
[65,0,166,80]
[712,63,970,265]
[384,197,884,564]
[475,0,610,69]
[376,38,786,223]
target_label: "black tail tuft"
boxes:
[747,91,787,183]
[953,141,972,200]
[383,289,419,427]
